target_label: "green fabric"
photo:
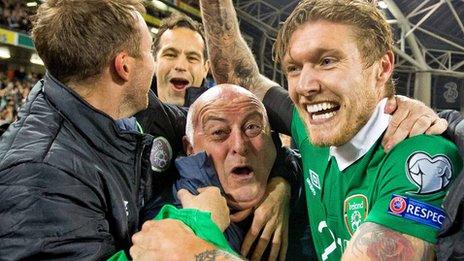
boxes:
[107,205,236,261]
[107,250,129,261]
[291,108,463,261]
[154,205,236,255]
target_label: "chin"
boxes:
[227,187,265,210]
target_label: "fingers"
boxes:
[409,115,433,137]
[177,189,194,206]
[426,118,448,135]
[267,225,282,261]
[230,208,253,223]
[241,209,268,256]
[382,109,410,151]
[250,220,277,261]
[278,222,289,261]
[384,95,397,114]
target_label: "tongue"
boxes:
[171,80,189,90]
[172,83,187,90]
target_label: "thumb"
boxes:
[177,189,194,205]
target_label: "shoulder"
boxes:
[0,92,63,170]
[378,134,462,196]
[386,135,462,177]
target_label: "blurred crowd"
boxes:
[0,0,33,32]
[0,69,40,132]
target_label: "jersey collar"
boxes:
[329,98,391,171]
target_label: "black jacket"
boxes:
[0,74,184,260]
[437,110,464,261]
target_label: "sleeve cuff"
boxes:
[154,204,237,255]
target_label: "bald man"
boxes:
[141,84,300,260]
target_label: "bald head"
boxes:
[185,84,269,145]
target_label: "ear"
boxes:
[375,50,394,88]
[182,136,194,156]
[114,52,131,82]
[202,59,210,78]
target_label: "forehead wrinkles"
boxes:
[196,96,264,128]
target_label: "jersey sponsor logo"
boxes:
[123,200,129,217]
[306,169,321,196]
[406,152,452,194]
[343,194,368,235]
[306,177,316,196]
[309,169,321,189]
[387,194,446,229]
[150,136,173,172]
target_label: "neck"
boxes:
[68,77,128,120]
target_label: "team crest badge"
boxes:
[150,136,173,172]
[344,194,368,235]
[406,152,452,194]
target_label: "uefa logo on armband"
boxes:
[389,196,407,215]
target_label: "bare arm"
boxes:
[130,219,243,261]
[199,0,277,100]
[342,222,434,261]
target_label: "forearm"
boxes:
[343,222,434,261]
[199,0,276,100]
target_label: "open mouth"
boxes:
[231,166,253,176]
[306,102,340,121]
[170,78,190,91]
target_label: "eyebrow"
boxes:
[202,115,227,126]
[284,47,344,65]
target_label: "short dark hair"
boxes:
[31,0,145,85]
[153,13,207,60]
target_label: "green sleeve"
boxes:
[107,250,129,261]
[366,135,463,243]
[291,107,307,147]
[154,204,237,255]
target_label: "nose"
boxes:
[296,64,321,97]
[174,56,188,72]
[230,130,248,156]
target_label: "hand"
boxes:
[130,219,214,261]
[178,186,230,232]
[382,95,447,152]
[238,177,290,261]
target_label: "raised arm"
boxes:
[199,0,277,100]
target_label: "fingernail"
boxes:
[384,143,392,152]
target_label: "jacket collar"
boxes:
[42,73,150,161]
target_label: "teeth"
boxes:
[312,111,336,120]
[306,102,337,113]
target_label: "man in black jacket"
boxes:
[0,1,228,259]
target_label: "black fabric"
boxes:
[263,86,294,136]
[436,110,464,261]
[183,84,209,107]
[0,74,180,260]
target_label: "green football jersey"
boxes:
[291,108,462,261]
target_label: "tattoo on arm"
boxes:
[346,222,434,261]
[195,250,243,261]
[199,0,275,99]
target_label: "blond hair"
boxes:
[274,0,395,96]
